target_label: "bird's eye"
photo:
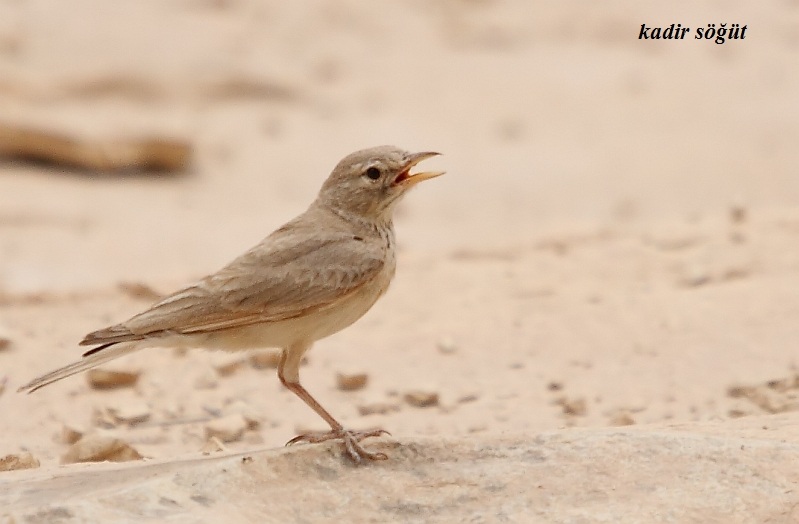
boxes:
[364,166,381,180]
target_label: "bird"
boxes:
[18,145,444,463]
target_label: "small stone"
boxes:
[248,349,281,369]
[547,381,564,392]
[0,452,40,472]
[200,436,228,455]
[555,396,587,416]
[610,412,636,426]
[437,337,458,354]
[457,393,479,404]
[205,413,248,443]
[194,366,219,390]
[159,399,184,420]
[223,400,263,430]
[727,384,750,398]
[0,324,11,350]
[728,408,750,418]
[60,423,84,444]
[404,390,439,408]
[61,434,143,464]
[87,368,141,390]
[213,356,246,377]
[357,402,401,416]
[92,408,117,429]
[106,399,151,425]
[680,265,711,287]
[730,204,747,224]
[336,372,368,391]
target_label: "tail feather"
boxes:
[80,325,142,347]
[82,341,116,357]
[18,342,140,394]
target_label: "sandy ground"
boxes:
[1,1,799,522]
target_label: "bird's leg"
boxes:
[282,381,389,462]
[277,343,389,463]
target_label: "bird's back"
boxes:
[81,205,394,348]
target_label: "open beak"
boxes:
[393,151,445,186]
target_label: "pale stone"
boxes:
[357,401,401,416]
[0,452,39,472]
[86,368,140,390]
[404,391,439,408]
[61,433,143,464]
[436,336,458,354]
[106,399,151,425]
[336,372,368,391]
[204,414,248,443]
[60,423,84,444]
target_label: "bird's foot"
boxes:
[286,428,390,463]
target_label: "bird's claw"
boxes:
[286,428,390,462]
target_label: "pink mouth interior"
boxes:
[394,169,411,184]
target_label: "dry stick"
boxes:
[0,122,191,172]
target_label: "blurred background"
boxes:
[2,0,799,481]
[1,0,796,292]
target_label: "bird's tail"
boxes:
[18,342,139,394]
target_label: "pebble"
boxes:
[555,396,587,416]
[404,390,440,408]
[248,349,281,369]
[336,372,368,391]
[200,436,228,455]
[357,402,401,416]
[223,400,263,430]
[610,412,636,426]
[194,366,219,390]
[456,393,479,404]
[0,452,40,472]
[730,204,747,224]
[106,399,151,425]
[87,368,140,390]
[60,423,85,444]
[212,355,246,377]
[680,265,711,288]
[61,433,143,464]
[205,413,248,443]
[436,337,458,354]
[92,408,117,429]
[0,323,11,350]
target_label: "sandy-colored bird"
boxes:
[19,145,444,462]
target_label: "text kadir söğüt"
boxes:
[638,23,747,45]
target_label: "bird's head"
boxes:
[317,146,444,221]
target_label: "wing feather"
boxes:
[81,215,385,345]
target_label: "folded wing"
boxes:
[81,219,385,347]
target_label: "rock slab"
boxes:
[2,425,799,523]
